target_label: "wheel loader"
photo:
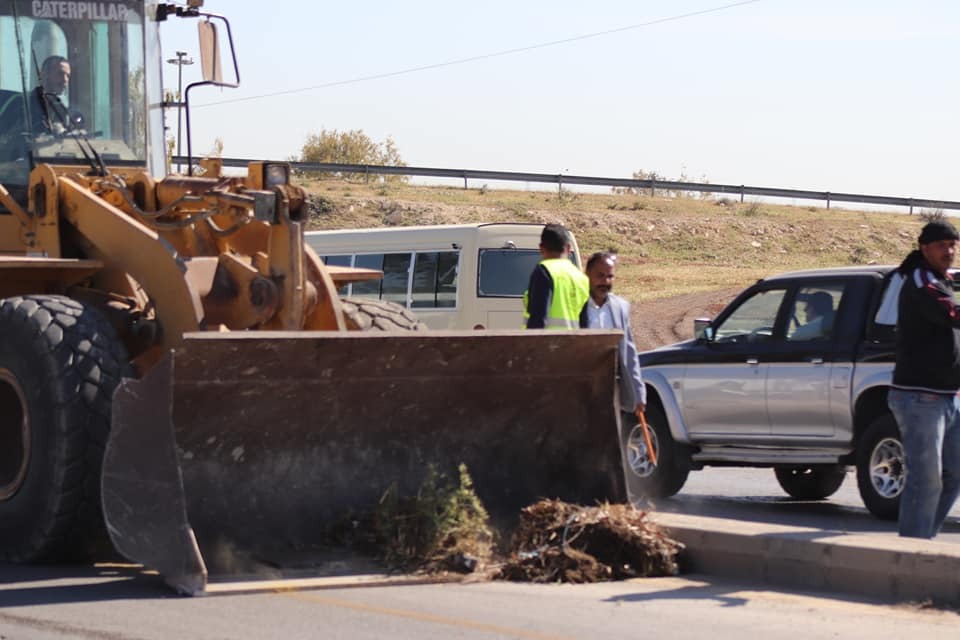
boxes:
[0,1,626,594]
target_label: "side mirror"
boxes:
[694,318,713,341]
[198,21,223,83]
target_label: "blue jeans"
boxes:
[888,389,960,538]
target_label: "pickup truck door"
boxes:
[681,288,787,438]
[765,282,850,438]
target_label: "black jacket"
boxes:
[892,253,960,393]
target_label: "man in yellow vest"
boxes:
[524,223,589,329]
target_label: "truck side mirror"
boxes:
[694,318,713,341]
[198,21,223,83]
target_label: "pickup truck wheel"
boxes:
[0,295,128,562]
[622,406,689,501]
[774,464,846,500]
[855,414,904,520]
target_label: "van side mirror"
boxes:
[694,318,713,341]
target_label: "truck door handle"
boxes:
[808,357,824,364]
[746,358,759,365]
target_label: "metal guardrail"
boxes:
[174,156,960,214]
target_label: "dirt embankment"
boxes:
[630,287,740,351]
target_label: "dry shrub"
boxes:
[363,464,496,574]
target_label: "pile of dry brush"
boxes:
[497,499,684,583]
[334,465,684,583]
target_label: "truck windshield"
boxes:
[0,1,146,186]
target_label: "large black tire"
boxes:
[774,464,847,500]
[622,405,689,502]
[340,297,427,331]
[856,414,904,520]
[0,295,128,562]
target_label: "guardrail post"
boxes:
[909,199,914,215]
[826,192,831,210]
[740,185,744,203]
[650,179,656,197]
[558,175,563,196]
[464,172,468,190]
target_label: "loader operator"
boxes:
[0,55,72,161]
[523,223,589,329]
[31,55,73,135]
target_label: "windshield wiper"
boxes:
[42,92,108,177]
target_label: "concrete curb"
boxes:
[654,512,960,604]
[205,572,461,596]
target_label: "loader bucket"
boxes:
[102,330,625,594]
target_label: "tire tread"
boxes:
[0,295,128,562]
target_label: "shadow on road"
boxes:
[648,494,960,537]
[0,563,169,605]
[601,575,911,609]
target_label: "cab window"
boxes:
[714,289,787,344]
[786,284,845,342]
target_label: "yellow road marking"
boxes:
[282,591,575,640]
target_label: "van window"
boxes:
[412,251,459,308]
[477,249,542,297]
[321,255,352,295]
[382,253,412,305]
[437,251,458,308]
[326,251,458,309]
[352,254,384,297]
[323,255,351,267]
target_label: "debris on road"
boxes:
[497,499,684,583]
[330,466,683,584]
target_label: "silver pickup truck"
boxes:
[627,265,917,519]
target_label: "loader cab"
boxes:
[0,1,160,211]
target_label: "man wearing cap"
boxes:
[888,220,960,538]
[523,223,588,329]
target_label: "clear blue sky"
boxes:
[161,1,958,200]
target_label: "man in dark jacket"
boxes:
[32,55,73,135]
[523,223,588,329]
[888,219,960,538]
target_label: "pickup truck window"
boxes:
[715,289,786,343]
[787,284,846,342]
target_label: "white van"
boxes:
[305,223,582,329]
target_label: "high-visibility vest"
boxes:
[524,258,589,329]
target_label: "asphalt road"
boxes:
[2,467,960,638]
[1,567,958,639]
[656,466,960,544]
